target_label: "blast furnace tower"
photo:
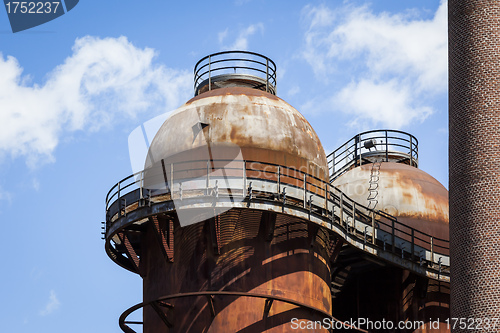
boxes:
[103,51,451,332]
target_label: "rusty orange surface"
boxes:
[142,209,335,333]
[145,87,328,182]
[332,162,449,241]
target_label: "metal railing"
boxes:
[104,158,449,279]
[194,51,277,96]
[328,130,418,181]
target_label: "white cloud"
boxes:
[235,0,252,5]
[39,290,60,316]
[336,79,432,128]
[221,23,264,51]
[0,186,12,205]
[287,86,300,97]
[0,36,192,166]
[218,28,228,44]
[32,178,40,191]
[301,1,447,128]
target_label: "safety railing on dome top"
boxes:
[327,130,418,181]
[193,51,277,96]
[104,157,449,280]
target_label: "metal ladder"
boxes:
[367,161,381,211]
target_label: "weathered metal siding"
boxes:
[142,209,335,332]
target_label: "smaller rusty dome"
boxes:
[332,162,449,240]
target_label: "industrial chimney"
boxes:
[448,0,500,328]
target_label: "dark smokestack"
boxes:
[448,0,500,328]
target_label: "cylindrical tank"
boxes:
[449,0,500,326]
[142,87,332,332]
[330,135,450,333]
[138,52,333,332]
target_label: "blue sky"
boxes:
[0,1,447,332]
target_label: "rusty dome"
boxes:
[332,162,449,240]
[145,86,328,181]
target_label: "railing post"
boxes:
[430,236,434,267]
[352,202,356,232]
[411,229,415,261]
[409,136,413,167]
[371,212,376,245]
[332,152,335,175]
[359,136,362,167]
[340,193,344,227]
[385,131,389,162]
[170,164,174,195]
[324,183,328,215]
[331,204,335,224]
[208,55,212,91]
[277,165,281,194]
[303,173,307,208]
[243,161,246,198]
[206,161,210,195]
[139,171,144,201]
[391,219,395,253]
[266,58,269,93]
[416,142,418,166]
[161,159,168,191]
[354,135,360,167]
[117,182,121,216]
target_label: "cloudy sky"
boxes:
[0,1,447,332]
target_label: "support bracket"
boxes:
[117,231,142,276]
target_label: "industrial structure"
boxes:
[448,1,500,329]
[102,51,450,332]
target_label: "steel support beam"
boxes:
[117,231,142,276]
[150,216,174,262]
[150,301,173,328]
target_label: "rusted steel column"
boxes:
[449,0,500,328]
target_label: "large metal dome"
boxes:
[145,86,328,181]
